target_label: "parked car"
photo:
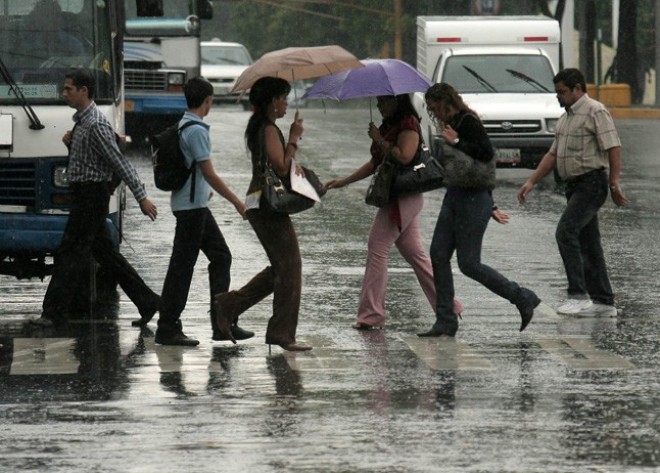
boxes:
[201,39,253,109]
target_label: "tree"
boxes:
[616,0,639,101]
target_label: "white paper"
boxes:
[289,159,321,202]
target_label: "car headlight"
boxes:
[167,73,186,86]
[53,166,69,188]
[546,118,558,133]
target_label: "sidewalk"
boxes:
[608,105,660,119]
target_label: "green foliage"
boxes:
[205,0,653,81]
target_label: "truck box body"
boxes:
[415,16,564,169]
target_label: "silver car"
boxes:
[201,39,253,108]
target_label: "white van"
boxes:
[201,39,253,109]
[414,16,564,169]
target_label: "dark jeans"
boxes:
[556,169,614,305]
[218,209,302,345]
[43,182,159,319]
[158,208,232,335]
[429,189,538,334]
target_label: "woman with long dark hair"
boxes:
[419,82,541,337]
[213,76,311,351]
[326,93,463,330]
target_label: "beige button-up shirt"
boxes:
[551,94,621,180]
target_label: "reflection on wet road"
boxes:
[2,107,660,472]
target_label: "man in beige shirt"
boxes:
[517,68,629,317]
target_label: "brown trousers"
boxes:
[221,209,302,345]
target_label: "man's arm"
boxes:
[517,150,557,203]
[607,146,629,207]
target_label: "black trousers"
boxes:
[157,207,232,335]
[42,182,159,319]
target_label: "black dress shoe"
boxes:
[417,327,456,337]
[518,298,541,332]
[212,324,255,341]
[155,331,200,346]
[132,304,159,327]
[30,314,68,328]
[30,316,55,327]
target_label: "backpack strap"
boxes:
[178,120,203,203]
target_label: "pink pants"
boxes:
[356,193,463,327]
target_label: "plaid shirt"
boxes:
[551,94,621,180]
[67,102,147,202]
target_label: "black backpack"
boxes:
[151,120,202,201]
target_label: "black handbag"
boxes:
[365,153,397,207]
[440,113,496,191]
[260,163,324,214]
[257,124,324,214]
[391,138,445,197]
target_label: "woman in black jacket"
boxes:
[418,82,541,338]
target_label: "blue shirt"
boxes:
[171,112,212,211]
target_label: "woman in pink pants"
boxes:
[325,94,463,329]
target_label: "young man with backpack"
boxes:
[153,76,251,346]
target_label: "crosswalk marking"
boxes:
[10,338,79,375]
[533,336,636,370]
[281,336,352,371]
[3,334,636,375]
[402,336,494,370]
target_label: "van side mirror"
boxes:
[136,0,163,17]
[196,0,213,20]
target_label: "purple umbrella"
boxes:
[302,58,433,100]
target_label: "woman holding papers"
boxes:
[213,76,312,352]
[325,94,463,330]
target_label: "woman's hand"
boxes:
[368,122,382,143]
[289,110,304,142]
[440,124,458,144]
[492,208,509,224]
[325,179,346,190]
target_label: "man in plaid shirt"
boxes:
[518,68,630,318]
[33,68,160,327]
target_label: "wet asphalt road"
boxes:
[2,105,660,473]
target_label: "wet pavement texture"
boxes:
[2,106,660,473]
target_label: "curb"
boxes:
[608,107,660,119]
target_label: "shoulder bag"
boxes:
[258,127,324,214]
[391,134,445,197]
[365,151,398,207]
[261,163,324,214]
[440,113,496,191]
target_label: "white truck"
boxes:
[414,16,564,169]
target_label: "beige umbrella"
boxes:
[231,45,363,93]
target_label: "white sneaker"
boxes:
[557,299,593,315]
[577,303,618,317]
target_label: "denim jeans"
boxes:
[556,169,614,305]
[158,208,232,335]
[429,189,538,334]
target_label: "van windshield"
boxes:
[442,55,555,94]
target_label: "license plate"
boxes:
[495,148,521,163]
